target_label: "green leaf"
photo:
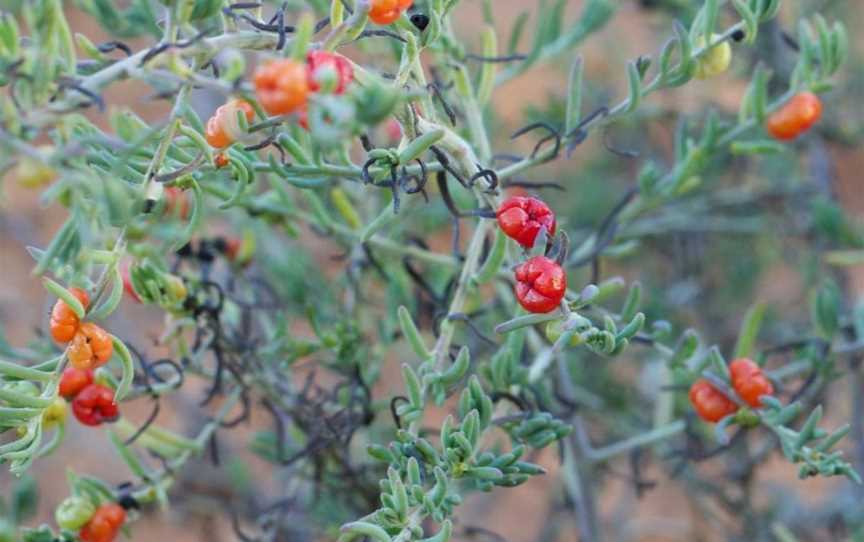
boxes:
[564,56,584,134]
[733,303,765,359]
[439,346,470,386]
[402,364,424,409]
[730,140,786,155]
[11,475,38,523]
[398,306,431,359]
[89,265,124,321]
[42,278,85,319]
[111,335,134,402]
[624,61,642,113]
[620,281,641,322]
[473,228,506,285]
[401,130,446,166]
[507,12,529,56]
[108,430,148,478]
[810,281,840,339]
[171,178,203,251]
[477,26,498,106]
[732,0,758,44]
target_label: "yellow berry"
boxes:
[42,397,68,428]
[694,35,732,79]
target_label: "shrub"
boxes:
[0,0,859,540]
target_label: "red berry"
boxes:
[306,51,354,94]
[729,358,774,408]
[766,91,822,141]
[79,503,126,542]
[689,379,739,423]
[514,256,567,313]
[71,384,119,426]
[59,367,94,400]
[497,196,557,248]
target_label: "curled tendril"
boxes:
[140,30,212,66]
[56,78,106,111]
[565,106,610,156]
[447,313,496,345]
[97,40,133,56]
[511,122,562,161]
[427,82,457,126]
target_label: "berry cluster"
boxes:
[50,289,114,371]
[59,368,119,427]
[496,196,567,314]
[689,358,775,423]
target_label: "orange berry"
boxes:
[68,323,113,370]
[766,92,822,141]
[729,358,774,408]
[205,99,255,148]
[49,288,90,343]
[253,60,309,116]
[369,0,401,24]
[689,379,739,423]
[79,503,125,542]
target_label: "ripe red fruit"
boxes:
[59,367,94,400]
[306,51,354,94]
[729,358,774,408]
[71,384,119,426]
[766,91,822,141]
[49,287,90,343]
[514,256,567,313]
[689,379,739,423]
[497,196,557,248]
[79,503,126,542]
